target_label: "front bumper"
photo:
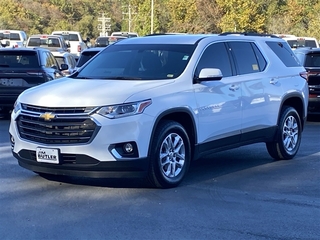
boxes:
[9,109,155,178]
[13,151,148,178]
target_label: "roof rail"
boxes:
[219,32,279,38]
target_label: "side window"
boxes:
[48,53,59,68]
[294,52,304,65]
[266,41,300,67]
[69,56,76,68]
[42,52,50,67]
[10,33,20,41]
[43,52,57,68]
[251,43,267,71]
[195,42,233,77]
[228,42,261,75]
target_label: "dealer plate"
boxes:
[36,148,59,164]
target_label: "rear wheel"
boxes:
[266,106,302,160]
[147,120,191,188]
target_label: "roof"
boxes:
[29,34,63,38]
[115,33,284,45]
[51,31,80,34]
[0,47,47,52]
[51,51,73,57]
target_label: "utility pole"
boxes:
[151,0,154,34]
[98,13,111,36]
[122,3,136,32]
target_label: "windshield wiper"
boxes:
[0,64,10,67]
[102,76,142,80]
[74,76,93,79]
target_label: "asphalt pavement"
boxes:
[0,118,319,240]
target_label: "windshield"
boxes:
[74,44,195,80]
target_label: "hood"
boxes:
[18,77,174,107]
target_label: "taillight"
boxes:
[77,45,81,52]
[299,71,308,81]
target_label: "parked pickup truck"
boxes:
[26,34,70,52]
[51,31,89,57]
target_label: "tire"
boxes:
[266,106,302,160]
[147,120,191,188]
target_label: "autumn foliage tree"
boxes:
[0,0,319,41]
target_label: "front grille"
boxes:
[17,105,99,144]
[21,104,96,114]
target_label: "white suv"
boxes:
[9,33,309,188]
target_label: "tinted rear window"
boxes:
[0,51,39,68]
[76,51,100,67]
[54,33,79,41]
[96,38,109,46]
[266,41,300,67]
[305,53,320,67]
[287,40,318,48]
[28,37,61,48]
[0,32,21,41]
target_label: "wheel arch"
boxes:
[148,107,197,161]
[279,93,306,130]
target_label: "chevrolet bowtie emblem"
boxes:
[39,112,56,121]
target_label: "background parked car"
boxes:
[0,48,68,118]
[52,51,77,76]
[283,36,319,49]
[0,30,27,48]
[73,47,104,72]
[111,32,139,38]
[294,47,320,115]
[94,36,127,47]
[26,34,70,52]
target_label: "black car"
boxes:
[73,47,104,72]
[0,47,68,118]
[294,47,320,115]
[94,36,127,47]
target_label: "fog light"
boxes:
[123,143,133,153]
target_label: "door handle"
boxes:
[270,78,278,85]
[229,84,239,91]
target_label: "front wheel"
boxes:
[147,120,191,188]
[266,106,302,160]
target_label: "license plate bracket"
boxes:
[36,148,59,164]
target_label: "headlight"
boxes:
[13,101,21,113]
[96,99,152,119]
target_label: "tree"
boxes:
[216,0,267,32]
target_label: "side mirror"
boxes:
[195,68,223,83]
[60,63,69,71]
